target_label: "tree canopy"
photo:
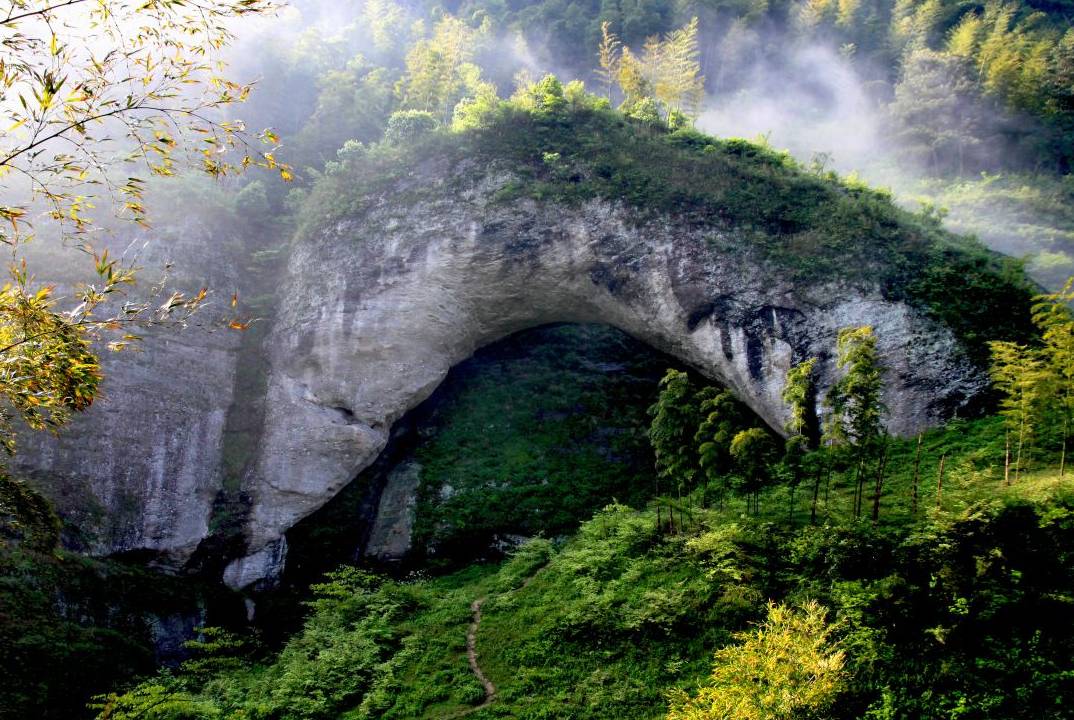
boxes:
[0,0,280,452]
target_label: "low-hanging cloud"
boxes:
[698,43,887,176]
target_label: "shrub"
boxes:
[666,601,845,720]
[384,110,439,145]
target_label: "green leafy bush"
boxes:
[384,110,439,145]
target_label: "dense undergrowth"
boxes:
[0,471,244,720]
[90,416,1074,720]
[409,324,668,565]
[274,323,676,608]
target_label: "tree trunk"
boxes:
[655,474,662,532]
[1061,413,1068,480]
[824,448,833,514]
[677,485,683,534]
[871,443,889,523]
[854,455,866,518]
[1015,408,1026,484]
[810,465,822,524]
[911,433,923,516]
[824,459,833,511]
[1004,429,1011,487]
[936,453,947,508]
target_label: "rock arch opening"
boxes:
[223,200,983,590]
[274,323,737,599]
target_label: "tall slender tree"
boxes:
[600,17,705,126]
[782,357,817,522]
[730,427,778,515]
[597,21,622,100]
[990,340,1048,483]
[783,358,818,439]
[397,16,491,122]
[1031,279,1074,478]
[825,326,886,519]
[695,387,749,509]
[649,369,700,528]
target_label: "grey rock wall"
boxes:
[227,168,982,587]
[14,165,989,589]
[14,219,243,569]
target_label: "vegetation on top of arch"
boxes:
[299,74,1038,363]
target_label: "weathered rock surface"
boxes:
[364,461,422,562]
[14,219,243,568]
[228,163,983,587]
[16,161,992,589]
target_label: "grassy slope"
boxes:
[129,416,1074,720]
[373,416,1072,720]
[409,324,671,564]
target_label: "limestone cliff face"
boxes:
[13,156,997,588]
[13,219,242,568]
[227,160,983,587]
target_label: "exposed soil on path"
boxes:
[440,597,495,719]
[466,598,497,704]
[441,566,546,719]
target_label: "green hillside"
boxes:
[4,1,1074,719]
[91,417,1074,720]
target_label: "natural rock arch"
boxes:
[224,192,981,588]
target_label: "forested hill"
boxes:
[268,0,1074,174]
[229,0,1074,286]
[3,1,1074,720]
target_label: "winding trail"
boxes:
[440,597,496,720]
[466,598,497,706]
[442,566,547,719]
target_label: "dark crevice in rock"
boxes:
[686,301,717,331]
[185,490,254,579]
[331,405,356,423]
